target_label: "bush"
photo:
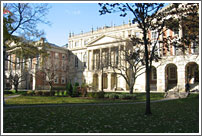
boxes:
[50,91,55,96]
[72,85,79,97]
[104,93,109,98]
[87,91,105,98]
[66,82,73,97]
[109,93,119,99]
[42,91,50,96]
[52,86,66,91]
[35,91,43,96]
[26,90,34,96]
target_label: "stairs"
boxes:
[164,90,189,99]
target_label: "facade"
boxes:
[5,38,69,90]
[67,21,199,92]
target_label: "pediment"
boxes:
[87,35,121,46]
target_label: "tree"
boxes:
[3,3,50,105]
[6,38,49,92]
[99,3,196,115]
[109,38,145,94]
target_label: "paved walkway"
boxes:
[4,95,21,100]
[3,97,178,109]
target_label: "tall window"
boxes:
[169,67,177,80]
[83,52,87,68]
[115,49,119,66]
[152,31,157,39]
[152,67,157,80]
[55,53,59,59]
[75,41,79,47]
[54,75,59,84]
[173,28,179,36]
[61,77,65,84]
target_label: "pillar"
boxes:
[100,48,102,69]
[108,47,111,69]
[177,64,186,92]
[87,50,89,70]
[157,66,166,92]
[98,73,102,90]
[108,73,111,91]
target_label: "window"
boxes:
[128,30,132,37]
[61,77,65,84]
[115,50,119,66]
[75,41,79,47]
[62,54,65,59]
[173,28,179,36]
[191,41,199,54]
[135,32,140,37]
[54,76,59,84]
[84,40,88,45]
[169,67,177,80]
[152,67,157,80]
[83,53,87,68]
[55,53,59,59]
[152,31,157,39]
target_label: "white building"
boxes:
[67,20,199,93]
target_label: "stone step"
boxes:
[164,91,189,99]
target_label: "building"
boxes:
[67,19,199,92]
[5,38,69,90]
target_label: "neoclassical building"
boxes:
[5,38,69,90]
[67,20,199,92]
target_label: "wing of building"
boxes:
[67,15,199,92]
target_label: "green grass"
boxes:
[3,94,199,133]
[5,93,164,105]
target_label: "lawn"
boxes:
[3,94,199,133]
[4,93,165,105]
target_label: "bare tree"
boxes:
[99,3,198,115]
[3,3,50,105]
[109,38,145,94]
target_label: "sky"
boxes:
[37,3,136,46]
[37,3,170,46]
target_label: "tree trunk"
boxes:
[14,84,18,93]
[3,46,6,105]
[144,30,152,115]
[145,65,152,115]
[130,86,133,94]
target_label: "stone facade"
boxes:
[67,22,199,92]
[5,39,69,90]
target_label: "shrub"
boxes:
[52,86,66,90]
[104,93,109,98]
[26,90,34,96]
[50,91,55,96]
[10,90,16,94]
[66,82,73,96]
[72,85,79,97]
[42,91,50,96]
[35,91,43,96]
[109,93,119,99]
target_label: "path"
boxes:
[4,95,21,100]
[3,97,178,109]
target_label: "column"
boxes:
[157,66,166,92]
[100,48,102,69]
[177,63,186,92]
[90,50,93,70]
[32,66,36,90]
[87,50,89,70]
[108,47,111,69]
[98,73,102,90]
[108,73,111,91]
